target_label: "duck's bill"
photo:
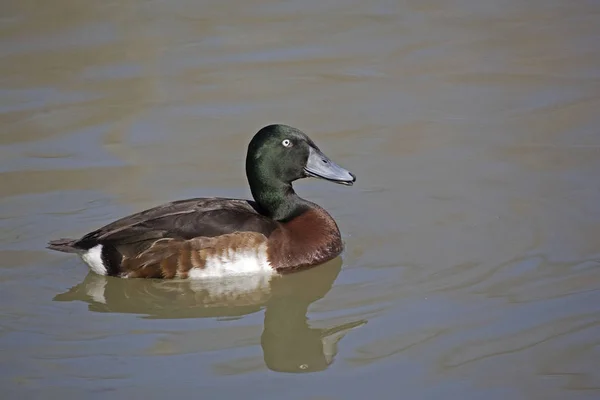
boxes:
[304,146,356,186]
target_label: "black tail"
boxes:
[47,238,81,253]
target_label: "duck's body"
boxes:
[48,124,355,279]
[49,197,342,279]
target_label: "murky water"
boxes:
[2,0,600,398]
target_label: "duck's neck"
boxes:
[251,181,312,221]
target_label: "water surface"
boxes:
[2,0,600,399]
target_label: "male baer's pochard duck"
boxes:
[48,124,355,279]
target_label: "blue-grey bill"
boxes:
[304,146,356,186]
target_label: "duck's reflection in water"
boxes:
[54,257,365,373]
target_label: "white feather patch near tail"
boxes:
[81,245,107,276]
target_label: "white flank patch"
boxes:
[187,242,274,279]
[81,244,107,276]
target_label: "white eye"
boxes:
[282,139,292,147]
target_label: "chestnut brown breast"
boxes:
[266,208,343,272]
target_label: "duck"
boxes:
[47,124,356,279]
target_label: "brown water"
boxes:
[2,0,600,398]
